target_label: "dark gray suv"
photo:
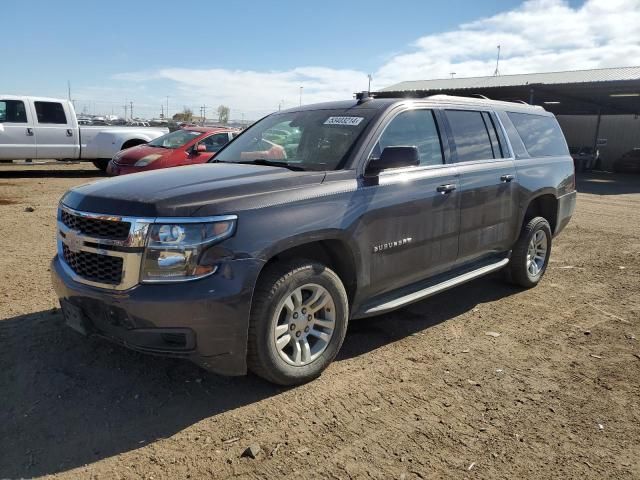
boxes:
[51,95,576,385]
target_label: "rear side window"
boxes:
[0,100,28,123]
[507,112,568,157]
[372,109,443,166]
[445,110,495,162]
[34,101,67,124]
[202,133,230,152]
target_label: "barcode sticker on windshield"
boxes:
[324,116,364,126]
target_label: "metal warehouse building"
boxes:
[377,66,640,170]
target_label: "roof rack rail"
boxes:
[470,94,490,99]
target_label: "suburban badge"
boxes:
[373,237,413,253]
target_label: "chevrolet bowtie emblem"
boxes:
[65,229,84,253]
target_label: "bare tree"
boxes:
[217,105,230,124]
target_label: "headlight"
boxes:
[134,154,163,167]
[141,217,236,282]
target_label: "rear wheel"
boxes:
[506,216,552,288]
[247,260,349,385]
[92,159,109,172]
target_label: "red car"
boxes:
[107,127,237,176]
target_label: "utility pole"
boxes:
[67,81,71,101]
[494,45,501,76]
[129,101,134,121]
[299,86,303,107]
[161,104,164,119]
[166,96,170,120]
[450,72,456,79]
[367,74,373,93]
[123,103,128,120]
[200,105,207,125]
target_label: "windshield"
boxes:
[213,108,375,171]
[148,129,202,148]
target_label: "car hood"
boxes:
[114,145,172,165]
[62,163,327,217]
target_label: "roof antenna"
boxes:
[494,45,501,76]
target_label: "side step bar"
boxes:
[363,258,509,316]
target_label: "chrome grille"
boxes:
[62,244,124,285]
[61,209,131,240]
[57,205,150,290]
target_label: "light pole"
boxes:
[166,96,170,120]
[367,74,372,93]
[299,86,303,107]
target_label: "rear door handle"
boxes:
[26,128,34,136]
[500,174,515,182]
[66,129,73,137]
[437,184,457,194]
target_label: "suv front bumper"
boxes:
[51,254,264,375]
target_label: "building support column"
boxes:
[592,108,602,170]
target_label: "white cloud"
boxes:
[99,0,640,119]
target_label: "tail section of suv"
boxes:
[51,95,576,385]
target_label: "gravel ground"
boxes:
[0,162,639,479]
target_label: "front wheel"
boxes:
[506,216,552,288]
[247,260,349,385]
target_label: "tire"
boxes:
[506,216,552,288]
[247,260,349,386]
[92,159,109,172]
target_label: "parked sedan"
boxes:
[107,127,237,175]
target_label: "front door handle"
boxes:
[66,129,73,137]
[500,174,515,182]
[26,128,34,136]
[437,184,457,194]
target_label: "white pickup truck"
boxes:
[0,95,168,170]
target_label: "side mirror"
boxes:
[366,146,419,175]
[195,144,207,153]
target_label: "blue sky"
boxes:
[3,0,636,120]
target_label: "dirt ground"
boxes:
[0,162,639,479]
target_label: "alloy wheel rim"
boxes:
[272,283,336,367]
[526,230,548,278]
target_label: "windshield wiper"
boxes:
[234,159,306,171]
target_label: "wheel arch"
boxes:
[521,191,559,234]
[120,137,148,150]
[257,235,359,306]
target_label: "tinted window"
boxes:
[34,101,67,124]
[445,110,495,162]
[0,100,28,123]
[372,109,443,166]
[507,112,568,157]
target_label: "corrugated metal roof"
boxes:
[380,66,640,92]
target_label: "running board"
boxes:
[363,258,509,316]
